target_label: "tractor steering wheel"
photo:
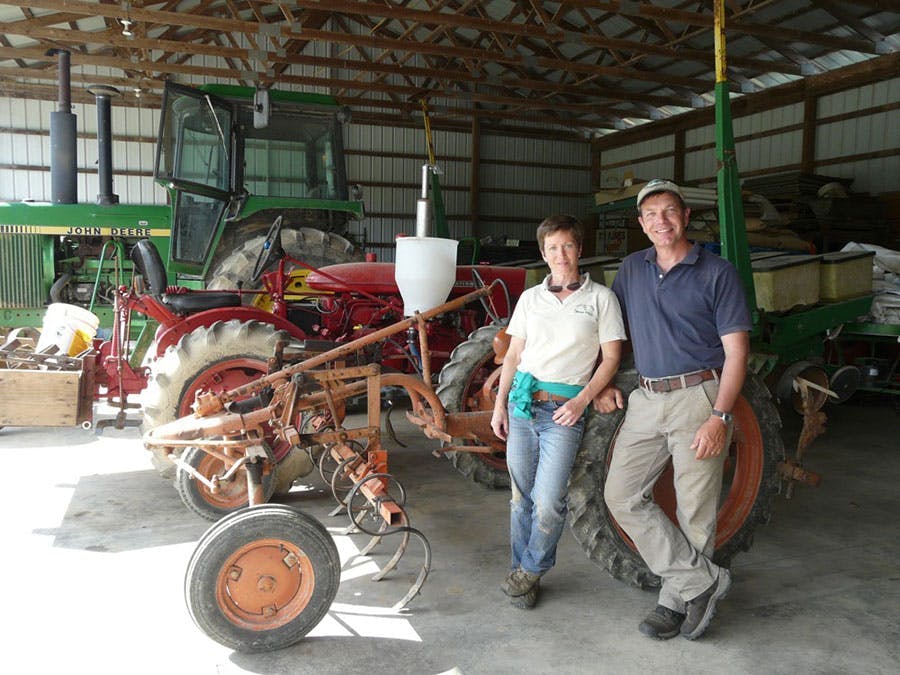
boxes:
[471,268,509,325]
[251,216,286,283]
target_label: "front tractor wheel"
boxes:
[185,505,340,652]
[141,320,288,479]
[436,323,509,489]
[567,370,783,588]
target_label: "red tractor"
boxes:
[117,218,526,504]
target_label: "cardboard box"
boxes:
[819,250,875,302]
[596,228,629,255]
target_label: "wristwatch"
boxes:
[711,409,734,425]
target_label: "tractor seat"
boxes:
[162,292,241,315]
[130,239,241,315]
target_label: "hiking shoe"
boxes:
[501,568,541,597]
[510,578,540,609]
[681,568,732,640]
[638,605,686,640]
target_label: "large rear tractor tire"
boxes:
[567,370,783,588]
[142,320,287,479]
[435,323,510,489]
[185,504,340,652]
[206,227,361,290]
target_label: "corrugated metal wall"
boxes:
[683,103,804,186]
[601,137,675,188]
[815,78,900,195]
[479,135,592,246]
[0,95,167,205]
[334,123,592,261]
[598,76,899,196]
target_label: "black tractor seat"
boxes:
[162,291,241,314]
[130,239,242,316]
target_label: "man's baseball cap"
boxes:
[636,179,685,209]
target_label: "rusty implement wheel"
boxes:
[185,505,340,653]
[568,370,783,588]
[175,446,277,521]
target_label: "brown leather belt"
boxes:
[639,369,720,393]
[532,390,569,403]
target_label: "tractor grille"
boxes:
[0,234,45,308]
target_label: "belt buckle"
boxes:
[643,376,668,393]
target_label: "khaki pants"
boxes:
[604,380,729,612]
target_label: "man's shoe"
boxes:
[680,568,732,640]
[638,605,686,640]
[501,568,541,597]
[510,578,540,609]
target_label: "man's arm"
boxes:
[691,330,750,460]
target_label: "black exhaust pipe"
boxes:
[87,85,120,206]
[48,49,77,205]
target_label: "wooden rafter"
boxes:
[0,0,895,133]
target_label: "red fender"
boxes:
[153,306,309,356]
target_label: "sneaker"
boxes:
[510,578,540,609]
[638,605,686,640]
[501,568,541,597]
[680,568,732,640]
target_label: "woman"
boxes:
[491,214,625,609]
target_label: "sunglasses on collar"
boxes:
[547,273,585,293]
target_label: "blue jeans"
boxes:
[507,401,584,575]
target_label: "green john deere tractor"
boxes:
[0,50,363,335]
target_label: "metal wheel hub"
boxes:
[217,539,314,630]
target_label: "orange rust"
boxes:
[330,442,403,526]
[491,326,510,365]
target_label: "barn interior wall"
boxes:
[595,76,900,198]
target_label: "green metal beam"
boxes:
[714,0,756,316]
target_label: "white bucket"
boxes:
[36,303,100,356]
[394,237,458,316]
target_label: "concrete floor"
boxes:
[1,396,898,675]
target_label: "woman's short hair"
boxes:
[537,215,583,253]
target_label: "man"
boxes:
[601,179,752,640]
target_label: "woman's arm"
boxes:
[491,335,525,440]
[552,339,622,427]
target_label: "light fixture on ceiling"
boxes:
[119,2,134,38]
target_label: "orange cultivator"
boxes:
[144,282,503,652]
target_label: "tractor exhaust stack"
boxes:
[48,49,77,205]
[87,85,121,206]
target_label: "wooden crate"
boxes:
[0,366,93,427]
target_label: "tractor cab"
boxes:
[154,82,364,280]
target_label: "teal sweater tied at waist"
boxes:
[509,370,584,420]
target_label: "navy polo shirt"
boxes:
[611,243,752,379]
